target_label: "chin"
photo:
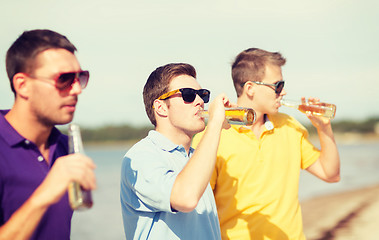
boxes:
[193,122,206,134]
[54,116,74,126]
[270,108,280,115]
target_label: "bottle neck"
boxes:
[280,99,300,108]
[68,124,84,154]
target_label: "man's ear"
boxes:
[243,81,255,98]
[12,73,30,99]
[153,99,169,118]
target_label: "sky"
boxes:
[1,0,378,127]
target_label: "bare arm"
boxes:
[170,94,232,212]
[0,154,96,240]
[305,98,340,182]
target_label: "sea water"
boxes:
[299,142,379,200]
[70,141,379,239]
[71,145,127,240]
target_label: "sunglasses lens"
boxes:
[198,89,210,103]
[78,71,90,89]
[276,81,284,94]
[56,71,89,90]
[57,73,76,89]
[179,88,210,103]
[181,89,197,103]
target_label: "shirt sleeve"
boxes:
[291,120,320,169]
[300,135,321,169]
[120,143,177,213]
[283,114,320,169]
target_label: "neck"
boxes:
[237,97,266,123]
[237,96,266,136]
[155,125,193,153]
[5,103,53,148]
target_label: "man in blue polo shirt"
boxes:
[0,29,96,239]
[120,63,233,239]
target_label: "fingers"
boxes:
[28,152,97,209]
[207,93,239,129]
[302,96,320,104]
[222,118,231,130]
[214,93,238,108]
[228,102,239,108]
[307,113,330,125]
[220,94,232,108]
[206,94,227,126]
[64,154,97,190]
[39,154,97,204]
[302,96,329,121]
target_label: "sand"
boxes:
[301,184,379,240]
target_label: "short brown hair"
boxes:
[6,29,77,95]
[231,48,286,97]
[143,63,197,126]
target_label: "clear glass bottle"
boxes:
[200,107,256,125]
[280,99,336,119]
[67,124,93,210]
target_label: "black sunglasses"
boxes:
[28,70,90,90]
[242,80,285,94]
[157,88,210,103]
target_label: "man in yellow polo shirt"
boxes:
[192,48,340,240]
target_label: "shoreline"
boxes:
[83,133,379,148]
[301,184,379,240]
[309,132,379,145]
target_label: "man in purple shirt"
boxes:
[0,29,97,239]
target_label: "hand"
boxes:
[302,97,331,129]
[207,93,236,129]
[35,154,97,205]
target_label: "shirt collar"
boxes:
[147,130,194,154]
[264,114,275,131]
[0,109,63,148]
[0,109,25,146]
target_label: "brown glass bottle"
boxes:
[200,107,256,125]
[280,99,336,119]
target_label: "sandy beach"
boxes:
[301,184,379,240]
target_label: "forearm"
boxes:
[317,124,340,181]
[171,121,222,212]
[0,188,50,240]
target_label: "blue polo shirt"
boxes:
[120,130,221,240]
[0,109,73,239]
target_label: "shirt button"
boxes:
[25,140,30,144]
[37,156,44,162]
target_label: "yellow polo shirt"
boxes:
[192,113,320,240]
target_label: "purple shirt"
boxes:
[0,109,73,239]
